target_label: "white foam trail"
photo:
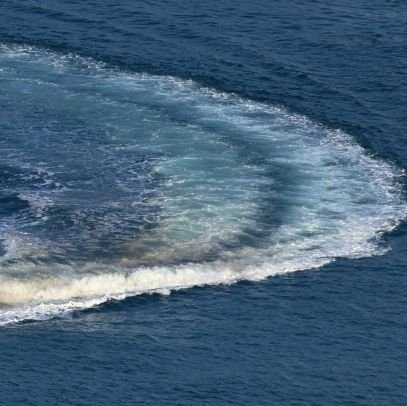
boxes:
[0,43,406,325]
[0,255,329,326]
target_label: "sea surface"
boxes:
[0,1,406,404]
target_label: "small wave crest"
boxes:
[0,254,327,326]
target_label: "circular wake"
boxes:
[0,44,406,325]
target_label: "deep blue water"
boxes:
[0,0,407,404]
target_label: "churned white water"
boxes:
[0,44,406,325]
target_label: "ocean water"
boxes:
[0,1,406,404]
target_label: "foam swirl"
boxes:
[0,44,406,325]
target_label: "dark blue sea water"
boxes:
[0,1,407,404]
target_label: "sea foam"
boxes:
[0,44,406,325]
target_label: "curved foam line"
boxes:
[0,43,406,325]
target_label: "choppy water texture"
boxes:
[0,1,407,405]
